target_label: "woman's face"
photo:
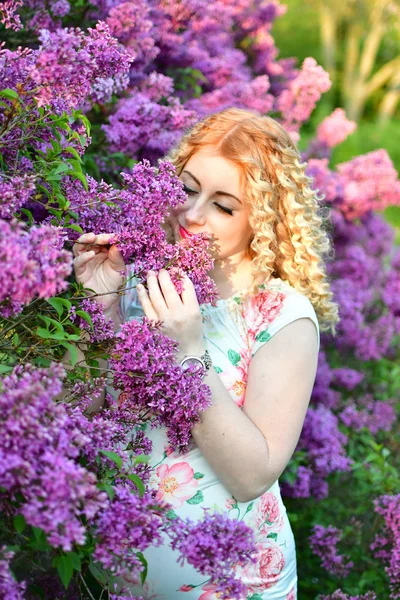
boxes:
[170,147,254,261]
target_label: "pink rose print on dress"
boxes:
[244,290,286,345]
[251,492,285,535]
[219,347,252,407]
[238,539,286,593]
[199,583,222,599]
[286,585,296,599]
[154,462,199,508]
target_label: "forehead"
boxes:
[183,148,243,191]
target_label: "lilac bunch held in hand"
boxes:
[109,318,212,451]
[0,219,72,317]
[167,511,257,599]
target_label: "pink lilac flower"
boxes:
[317,108,357,148]
[336,149,400,219]
[167,511,257,600]
[0,219,72,317]
[109,318,213,451]
[0,0,23,30]
[276,57,331,138]
[309,524,354,578]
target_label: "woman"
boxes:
[73,108,339,599]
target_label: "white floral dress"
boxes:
[115,276,320,600]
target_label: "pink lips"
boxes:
[179,225,194,239]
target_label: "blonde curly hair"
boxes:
[165,107,340,336]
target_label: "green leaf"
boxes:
[213,366,223,374]
[165,509,178,520]
[66,170,88,191]
[76,310,93,328]
[97,482,115,500]
[136,551,148,585]
[266,532,278,541]
[186,490,204,505]
[193,472,205,479]
[98,449,122,469]
[247,595,264,600]
[65,223,84,234]
[36,327,53,339]
[63,146,82,162]
[126,473,145,497]
[53,554,73,589]
[133,454,150,464]
[69,551,81,571]
[0,364,13,374]
[244,501,254,515]
[88,558,109,585]
[38,315,64,332]
[0,88,18,100]
[227,349,241,366]
[13,514,26,533]
[59,342,79,367]
[255,330,271,343]
[47,297,72,318]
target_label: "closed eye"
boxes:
[183,185,234,216]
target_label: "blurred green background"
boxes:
[272,0,400,243]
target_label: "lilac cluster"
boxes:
[339,397,396,435]
[276,57,331,141]
[371,494,400,599]
[0,219,72,317]
[281,406,353,500]
[69,298,115,343]
[30,24,132,109]
[0,363,108,550]
[167,511,257,599]
[0,174,36,220]
[109,318,212,451]
[93,485,166,580]
[319,591,377,600]
[0,546,26,600]
[103,72,197,161]
[309,524,354,578]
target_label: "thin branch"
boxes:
[78,572,97,600]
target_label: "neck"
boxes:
[210,253,257,300]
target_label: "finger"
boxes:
[146,271,169,316]
[107,244,126,274]
[73,250,95,276]
[72,232,96,257]
[157,270,182,311]
[136,284,159,321]
[180,273,198,306]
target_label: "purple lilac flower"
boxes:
[0,219,72,317]
[331,367,365,391]
[93,485,166,580]
[0,546,26,599]
[309,524,354,578]
[371,495,400,599]
[0,363,109,550]
[167,511,257,600]
[69,298,115,343]
[103,73,197,161]
[282,405,352,500]
[0,174,36,219]
[109,318,212,451]
[319,591,377,600]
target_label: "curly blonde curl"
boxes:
[164,107,340,336]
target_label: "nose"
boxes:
[183,197,207,227]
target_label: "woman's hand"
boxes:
[137,270,205,358]
[72,232,126,313]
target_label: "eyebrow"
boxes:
[182,170,242,204]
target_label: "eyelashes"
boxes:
[182,184,234,216]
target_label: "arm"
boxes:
[191,317,319,503]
